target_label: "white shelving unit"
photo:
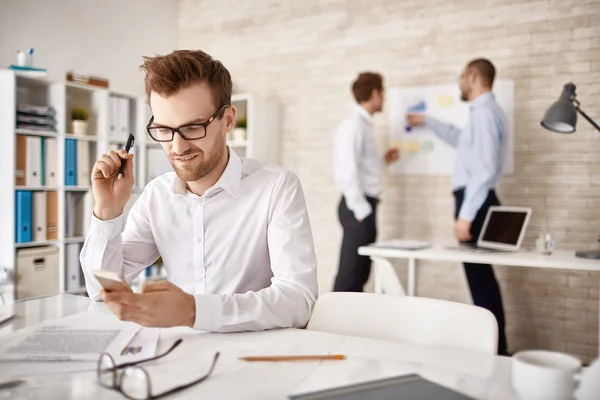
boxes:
[0,70,149,303]
[0,71,279,303]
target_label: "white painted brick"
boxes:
[179,0,600,361]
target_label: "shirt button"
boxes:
[197,237,204,243]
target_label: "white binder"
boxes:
[110,96,119,139]
[26,136,42,186]
[45,138,58,187]
[65,243,82,290]
[147,148,172,181]
[119,97,131,141]
[75,190,94,236]
[32,192,47,241]
[77,140,91,187]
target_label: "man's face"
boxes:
[372,89,384,112]
[459,66,472,102]
[149,81,234,182]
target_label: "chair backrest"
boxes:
[306,292,498,354]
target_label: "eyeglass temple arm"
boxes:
[150,352,220,399]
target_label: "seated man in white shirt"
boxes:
[81,49,318,332]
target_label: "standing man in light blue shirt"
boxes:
[407,58,508,355]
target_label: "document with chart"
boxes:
[0,311,139,361]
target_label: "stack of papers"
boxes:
[0,310,159,378]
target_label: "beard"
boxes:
[169,133,226,182]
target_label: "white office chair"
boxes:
[306,292,498,354]
[371,256,405,295]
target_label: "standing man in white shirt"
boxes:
[81,49,318,332]
[333,72,399,292]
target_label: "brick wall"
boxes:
[178,0,600,362]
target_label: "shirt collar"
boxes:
[172,147,242,198]
[470,92,494,109]
[355,104,374,125]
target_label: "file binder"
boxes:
[65,139,77,186]
[66,243,83,291]
[77,141,91,186]
[46,191,58,240]
[25,136,42,186]
[32,192,47,241]
[15,191,32,243]
[16,136,26,186]
[45,137,58,187]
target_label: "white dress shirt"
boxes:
[80,149,318,332]
[333,105,384,220]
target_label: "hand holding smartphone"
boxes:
[93,269,132,293]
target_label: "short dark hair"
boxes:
[351,72,383,103]
[467,58,496,88]
[140,49,232,115]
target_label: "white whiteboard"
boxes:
[388,80,514,175]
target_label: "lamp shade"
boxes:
[541,83,578,133]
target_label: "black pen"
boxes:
[119,133,135,176]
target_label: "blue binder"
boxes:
[15,191,33,243]
[65,139,77,186]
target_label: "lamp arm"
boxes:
[574,104,600,133]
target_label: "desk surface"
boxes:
[360,245,600,272]
[0,295,516,399]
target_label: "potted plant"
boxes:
[71,107,89,135]
[233,116,247,142]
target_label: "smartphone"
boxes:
[93,269,132,293]
[118,133,135,176]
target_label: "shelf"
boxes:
[16,74,51,89]
[64,287,87,295]
[64,236,86,244]
[15,128,58,138]
[15,186,59,191]
[15,240,59,249]
[109,138,126,145]
[227,140,248,147]
[63,134,100,142]
[65,81,108,93]
[146,143,162,148]
[232,94,251,103]
[64,186,92,192]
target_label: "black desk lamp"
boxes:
[541,82,600,259]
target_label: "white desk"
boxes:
[359,245,600,353]
[0,295,516,399]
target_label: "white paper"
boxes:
[0,311,139,361]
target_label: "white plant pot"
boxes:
[72,120,88,136]
[233,128,246,142]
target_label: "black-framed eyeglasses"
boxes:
[97,339,220,400]
[146,104,228,142]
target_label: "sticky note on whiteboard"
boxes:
[421,140,434,151]
[404,140,421,152]
[437,94,454,107]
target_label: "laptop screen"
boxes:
[481,210,528,245]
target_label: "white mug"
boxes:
[512,350,581,400]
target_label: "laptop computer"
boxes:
[449,206,532,253]
[290,374,475,400]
